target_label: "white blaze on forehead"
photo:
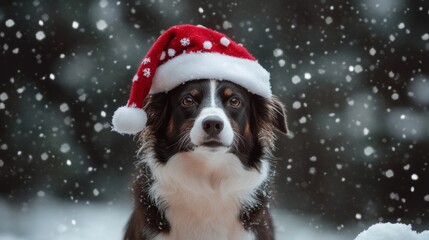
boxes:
[210,79,217,107]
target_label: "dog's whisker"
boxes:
[169,130,192,150]
[232,130,246,150]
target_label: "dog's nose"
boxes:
[202,116,224,135]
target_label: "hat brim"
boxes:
[150,52,271,98]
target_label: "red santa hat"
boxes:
[112,24,271,134]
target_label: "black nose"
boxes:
[202,116,224,135]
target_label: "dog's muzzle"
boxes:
[190,108,234,148]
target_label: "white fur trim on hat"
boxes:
[150,52,272,97]
[112,106,147,135]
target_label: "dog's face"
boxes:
[142,79,287,168]
[168,79,250,152]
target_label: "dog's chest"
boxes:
[148,152,268,240]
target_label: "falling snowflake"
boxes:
[142,57,151,64]
[132,75,138,82]
[180,38,190,46]
[143,68,151,77]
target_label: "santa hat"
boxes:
[112,24,271,135]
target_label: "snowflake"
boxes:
[180,38,190,46]
[143,68,151,78]
[142,57,151,64]
[132,74,139,82]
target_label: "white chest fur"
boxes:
[146,150,269,240]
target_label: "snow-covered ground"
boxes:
[354,223,429,240]
[0,197,427,240]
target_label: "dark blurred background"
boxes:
[1,0,428,235]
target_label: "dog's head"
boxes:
[140,79,287,168]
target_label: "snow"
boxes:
[99,0,108,8]
[325,16,333,25]
[60,143,70,153]
[0,199,422,240]
[5,19,15,27]
[304,73,311,80]
[35,93,43,101]
[35,31,46,41]
[60,103,70,112]
[291,75,301,84]
[222,20,232,29]
[354,223,429,240]
[93,189,100,196]
[72,21,79,29]
[2,2,428,240]
[273,48,283,57]
[354,65,363,74]
[364,146,374,156]
[0,198,361,240]
[391,93,399,100]
[94,122,103,132]
[363,128,369,135]
[385,169,394,178]
[0,93,8,101]
[40,152,49,161]
[292,101,301,109]
[96,20,108,31]
[0,198,129,240]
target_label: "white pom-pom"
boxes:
[112,106,147,135]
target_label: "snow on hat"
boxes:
[112,24,271,135]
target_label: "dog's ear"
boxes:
[143,93,170,132]
[250,95,288,135]
[270,97,288,134]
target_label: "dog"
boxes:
[124,79,287,240]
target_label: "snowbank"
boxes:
[354,223,429,240]
[0,198,428,240]
[0,198,129,240]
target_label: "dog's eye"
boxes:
[228,97,241,107]
[181,95,195,107]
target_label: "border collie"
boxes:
[124,79,287,240]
